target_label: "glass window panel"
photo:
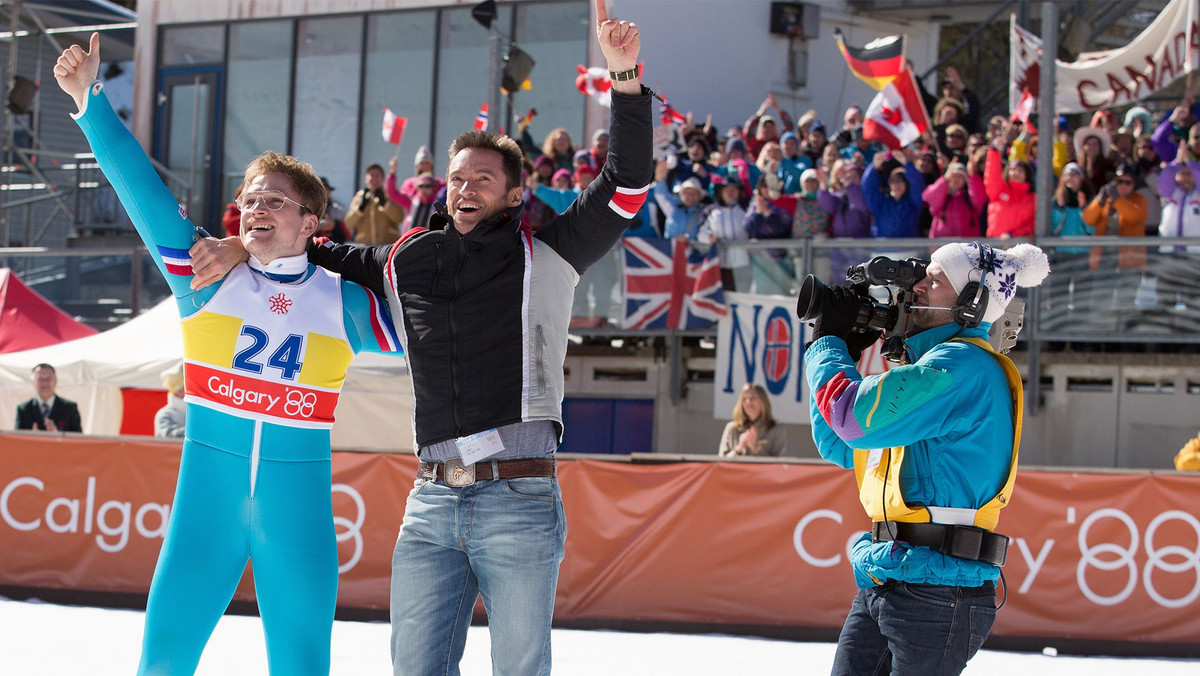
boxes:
[161,25,226,66]
[163,77,213,225]
[225,20,293,205]
[291,16,364,208]
[361,11,437,206]
[432,4,512,168]
[512,1,589,150]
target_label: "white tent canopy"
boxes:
[0,298,415,452]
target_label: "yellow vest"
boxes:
[852,337,1022,532]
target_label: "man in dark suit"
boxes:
[15,363,82,432]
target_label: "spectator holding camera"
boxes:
[803,240,1049,676]
[1083,163,1147,271]
[348,162,406,244]
[718,383,786,457]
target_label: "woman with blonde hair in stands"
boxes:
[540,127,576,171]
[718,383,787,457]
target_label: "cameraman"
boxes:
[347,162,407,245]
[802,242,1048,675]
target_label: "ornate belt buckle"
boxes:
[443,458,475,487]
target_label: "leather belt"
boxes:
[872,521,1010,566]
[417,458,556,488]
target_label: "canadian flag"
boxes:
[1011,89,1038,135]
[576,65,613,107]
[862,68,931,150]
[382,108,406,145]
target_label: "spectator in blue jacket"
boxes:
[653,158,709,239]
[779,131,812,191]
[863,149,925,239]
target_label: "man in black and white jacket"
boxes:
[189,2,651,672]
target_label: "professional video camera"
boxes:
[797,254,1026,363]
[797,256,927,363]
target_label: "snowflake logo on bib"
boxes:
[268,292,293,315]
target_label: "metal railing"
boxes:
[0,149,191,247]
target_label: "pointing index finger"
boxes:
[595,0,608,25]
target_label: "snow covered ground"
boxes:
[4,596,1197,675]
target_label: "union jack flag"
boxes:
[622,237,726,329]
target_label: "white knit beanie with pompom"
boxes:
[930,241,1051,324]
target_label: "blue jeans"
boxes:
[390,476,566,676]
[830,581,996,676]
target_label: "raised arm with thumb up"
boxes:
[53,32,100,113]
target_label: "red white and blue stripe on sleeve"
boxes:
[363,287,401,353]
[157,244,194,276]
[608,184,650,219]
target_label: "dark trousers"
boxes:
[830,581,997,676]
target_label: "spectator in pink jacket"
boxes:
[923,162,984,238]
[984,132,1035,238]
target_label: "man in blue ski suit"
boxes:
[803,241,1048,675]
[55,34,400,675]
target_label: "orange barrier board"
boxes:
[1,433,1197,643]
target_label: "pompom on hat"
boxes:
[414,145,434,170]
[930,241,1051,324]
[161,362,185,395]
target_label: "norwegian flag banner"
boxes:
[474,103,488,131]
[862,67,930,150]
[382,108,407,145]
[621,237,726,330]
[660,102,686,127]
[714,292,810,425]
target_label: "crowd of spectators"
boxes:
[267,70,1199,317]
[511,71,1200,321]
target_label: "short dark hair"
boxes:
[447,131,524,190]
[32,363,55,374]
[366,163,385,175]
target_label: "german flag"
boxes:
[835,28,905,91]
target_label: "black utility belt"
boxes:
[871,521,1009,566]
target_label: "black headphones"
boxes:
[952,243,996,328]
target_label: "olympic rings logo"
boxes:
[332,483,365,574]
[1076,508,1200,608]
[284,390,318,418]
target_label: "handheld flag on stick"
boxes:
[518,108,537,133]
[835,28,905,91]
[659,95,686,127]
[1011,90,1038,135]
[862,68,930,150]
[474,103,489,131]
[382,108,407,145]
